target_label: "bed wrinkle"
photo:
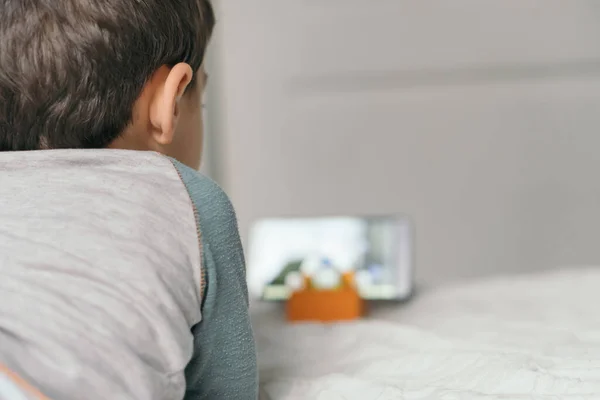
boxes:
[256,267,600,399]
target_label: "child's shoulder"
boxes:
[168,158,239,241]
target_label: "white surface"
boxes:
[254,267,600,399]
[212,1,600,286]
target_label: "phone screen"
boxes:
[247,216,414,300]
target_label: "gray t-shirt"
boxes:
[0,150,258,400]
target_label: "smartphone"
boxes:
[247,215,414,301]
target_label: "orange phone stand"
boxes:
[286,272,365,323]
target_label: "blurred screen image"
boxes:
[247,216,413,300]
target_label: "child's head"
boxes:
[0,0,215,169]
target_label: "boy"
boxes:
[0,1,258,399]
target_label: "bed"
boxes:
[254,267,600,399]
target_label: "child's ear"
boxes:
[149,63,193,145]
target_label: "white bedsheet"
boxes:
[253,267,600,399]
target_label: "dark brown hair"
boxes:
[0,0,214,151]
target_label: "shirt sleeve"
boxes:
[170,160,258,400]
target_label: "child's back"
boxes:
[0,1,257,399]
[1,151,203,398]
[0,152,258,400]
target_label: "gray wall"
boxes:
[209,0,600,286]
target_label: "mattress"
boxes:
[254,267,600,399]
